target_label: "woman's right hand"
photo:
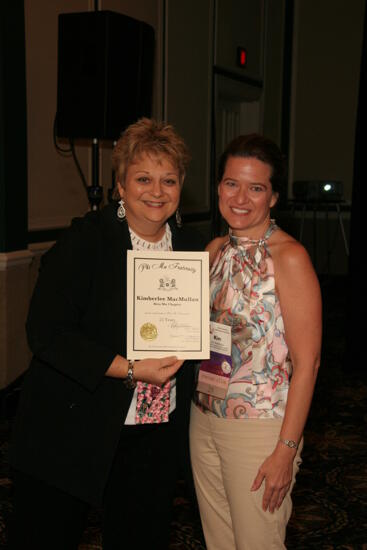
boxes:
[134,357,184,386]
[106,354,183,386]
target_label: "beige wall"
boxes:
[99,0,163,196]
[289,0,365,201]
[165,0,213,217]
[25,0,162,232]
[25,0,91,230]
[262,0,286,144]
[216,0,265,80]
[25,0,284,231]
[0,252,33,388]
[0,244,53,389]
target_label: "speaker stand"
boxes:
[87,138,103,210]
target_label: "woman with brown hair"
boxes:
[11,118,204,549]
[190,134,321,550]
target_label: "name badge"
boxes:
[197,321,232,399]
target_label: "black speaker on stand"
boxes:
[56,10,154,208]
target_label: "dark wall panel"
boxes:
[0,1,27,253]
[347,5,366,371]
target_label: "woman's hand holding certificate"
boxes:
[127,250,210,360]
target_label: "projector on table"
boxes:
[293,181,343,202]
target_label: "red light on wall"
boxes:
[237,47,247,68]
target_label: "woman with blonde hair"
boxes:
[11,118,204,549]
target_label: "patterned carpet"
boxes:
[0,276,366,548]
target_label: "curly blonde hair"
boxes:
[111,118,190,198]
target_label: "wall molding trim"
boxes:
[0,249,34,271]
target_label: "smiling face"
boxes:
[117,152,181,240]
[218,156,278,239]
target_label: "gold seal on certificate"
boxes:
[140,323,158,341]
[126,250,210,360]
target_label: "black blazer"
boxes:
[11,202,205,505]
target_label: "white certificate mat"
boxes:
[127,250,209,359]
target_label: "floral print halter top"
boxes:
[195,221,291,419]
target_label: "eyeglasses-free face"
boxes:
[117,152,181,241]
[218,156,278,239]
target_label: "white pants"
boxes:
[189,403,303,550]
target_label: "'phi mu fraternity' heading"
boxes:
[126,250,210,360]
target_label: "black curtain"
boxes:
[0,0,27,252]
[346,5,366,373]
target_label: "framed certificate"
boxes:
[127,250,210,359]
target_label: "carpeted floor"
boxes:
[0,276,366,549]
